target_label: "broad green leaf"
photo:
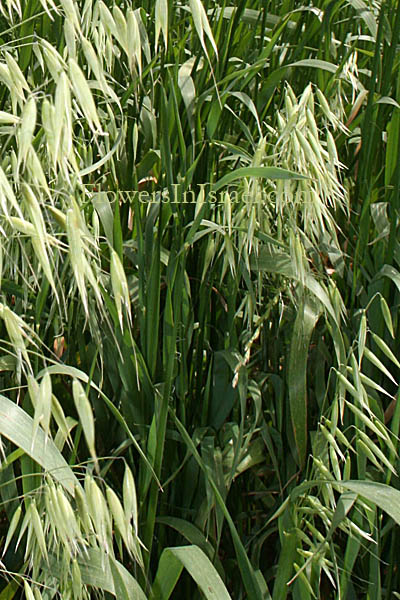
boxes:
[337,481,400,525]
[0,395,78,494]
[48,548,147,599]
[376,264,400,294]
[157,516,218,562]
[328,492,357,537]
[212,166,307,193]
[110,556,135,600]
[251,250,339,324]
[272,509,297,600]
[288,59,340,73]
[152,546,231,599]
[385,97,400,187]
[215,6,296,29]
[288,296,320,468]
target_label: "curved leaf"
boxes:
[212,167,307,193]
[288,296,321,468]
[48,548,147,600]
[0,395,78,494]
[152,545,231,599]
[338,481,400,525]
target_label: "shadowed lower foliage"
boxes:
[0,0,400,598]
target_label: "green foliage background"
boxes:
[0,0,400,598]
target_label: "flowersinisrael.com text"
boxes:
[90,183,276,204]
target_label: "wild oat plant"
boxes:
[0,0,400,598]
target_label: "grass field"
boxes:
[1,0,400,598]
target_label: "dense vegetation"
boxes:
[0,0,400,597]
